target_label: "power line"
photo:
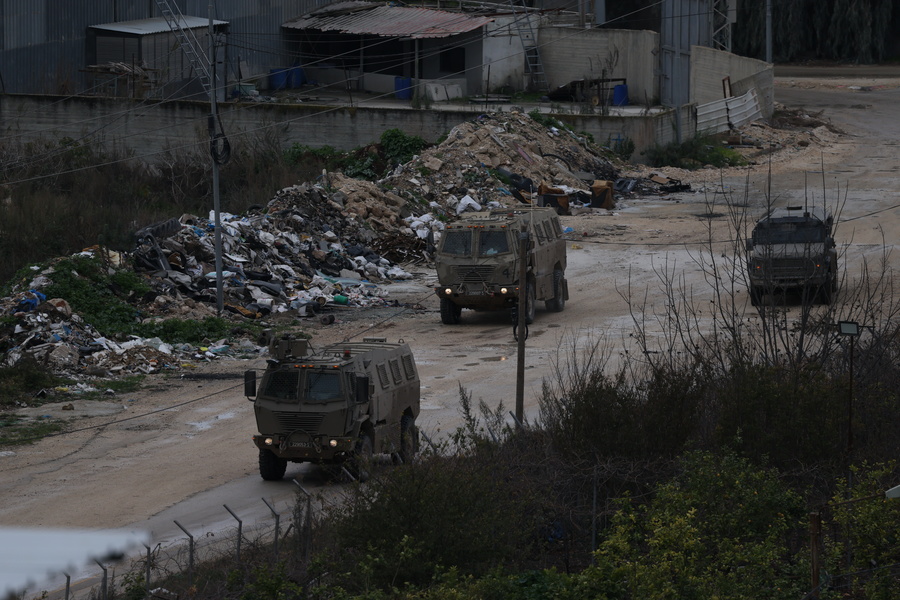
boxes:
[1,0,677,187]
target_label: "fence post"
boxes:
[810,511,821,599]
[591,466,598,562]
[224,504,243,562]
[143,544,152,599]
[293,478,314,563]
[262,497,280,558]
[63,572,70,600]
[94,560,108,600]
[174,520,194,587]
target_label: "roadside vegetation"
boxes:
[643,132,748,169]
[105,186,900,599]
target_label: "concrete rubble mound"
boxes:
[380,110,620,243]
[1,110,625,380]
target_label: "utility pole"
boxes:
[208,4,224,316]
[515,226,528,424]
[157,0,227,314]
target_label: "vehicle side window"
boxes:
[550,217,562,237]
[376,363,390,389]
[402,354,417,380]
[542,222,553,242]
[389,358,403,384]
[441,230,472,255]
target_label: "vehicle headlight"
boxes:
[329,439,338,447]
[444,288,452,295]
[264,437,274,445]
[500,287,509,294]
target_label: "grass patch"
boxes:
[0,414,65,446]
[138,317,237,345]
[77,375,146,400]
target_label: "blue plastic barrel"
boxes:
[394,77,413,100]
[290,66,306,88]
[269,68,290,91]
[613,84,628,106]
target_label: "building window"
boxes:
[440,47,465,74]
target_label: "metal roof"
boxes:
[283,1,493,39]
[91,16,228,36]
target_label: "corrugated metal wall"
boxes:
[696,88,762,135]
[0,0,325,95]
[659,0,711,108]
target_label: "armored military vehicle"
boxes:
[746,205,838,305]
[244,337,420,481]
[434,205,567,324]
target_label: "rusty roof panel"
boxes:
[284,2,493,38]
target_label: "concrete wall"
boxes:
[539,27,659,105]
[553,104,694,161]
[690,46,774,117]
[0,94,687,166]
[482,16,528,94]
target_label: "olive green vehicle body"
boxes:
[434,205,568,324]
[746,206,838,305]
[244,337,420,480]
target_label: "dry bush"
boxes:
[0,131,308,285]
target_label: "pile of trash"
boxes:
[0,110,643,380]
[0,179,422,378]
[1,284,236,377]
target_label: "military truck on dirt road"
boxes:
[746,205,838,305]
[244,337,420,481]
[434,205,568,324]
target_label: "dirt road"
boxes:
[3,69,900,595]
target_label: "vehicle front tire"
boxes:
[350,434,374,483]
[545,269,566,312]
[440,298,462,324]
[749,286,762,307]
[399,414,417,465]
[258,448,287,481]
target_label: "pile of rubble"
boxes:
[0,110,633,380]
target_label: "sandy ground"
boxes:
[3,69,900,596]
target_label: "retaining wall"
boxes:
[0,94,691,164]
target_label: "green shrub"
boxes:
[380,128,426,166]
[825,462,900,600]
[321,455,538,593]
[643,134,748,169]
[606,135,635,161]
[42,255,144,338]
[591,450,807,600]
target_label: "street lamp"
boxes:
[837,321,860,456]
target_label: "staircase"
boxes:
[155,0,212,95]
[509,0,548,92]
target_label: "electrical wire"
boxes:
[1,0,707,188]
